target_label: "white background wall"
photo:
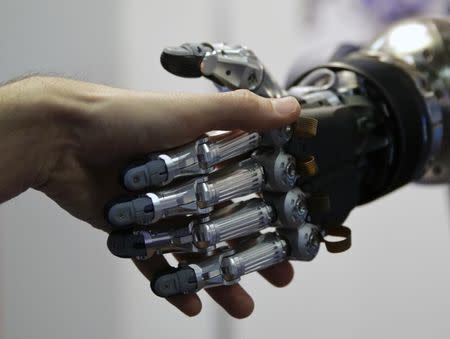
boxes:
[1,1,449,339]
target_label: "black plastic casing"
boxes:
[287,56,432,227]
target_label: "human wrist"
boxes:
[0,76,76,195]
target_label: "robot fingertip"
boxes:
[107,231,147,259]
[122,159,168,191]
[160,45,204,78]
[105,198,135,228]
[151,267,198,298]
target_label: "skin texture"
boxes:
[0,76,300,318]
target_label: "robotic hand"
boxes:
[106,17,449,297]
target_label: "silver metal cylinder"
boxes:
[192,199,274,249]
[220,233,288,281]
[197,159,265,207]
[199,132,261,168]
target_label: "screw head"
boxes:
[294,199,308,222]
[286,161,296,177]
[307,230,321,255]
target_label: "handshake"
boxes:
[105,42,352,298]
[2,17,443,319]
[105,16,450,315]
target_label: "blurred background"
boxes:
[1,1,450,338]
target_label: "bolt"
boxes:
[307,231,321,252]
[286,162,296,177]
[294,199,308,222]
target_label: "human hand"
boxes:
[0,76,300,318]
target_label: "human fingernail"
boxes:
[271,96,300,115]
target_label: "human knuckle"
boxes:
[232,89,262,111]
